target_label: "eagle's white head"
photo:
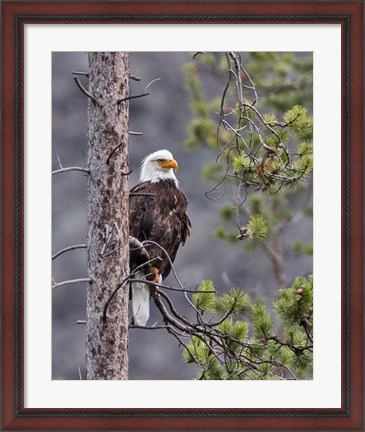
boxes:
[140,149,179,186]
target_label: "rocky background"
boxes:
[52,52,312,380]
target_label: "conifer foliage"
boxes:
[177,52,313,379]
[184,276,313,380]
[184,53,313,192]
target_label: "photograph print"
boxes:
[52,51,313,381]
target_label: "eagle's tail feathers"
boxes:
[132,274,150,326]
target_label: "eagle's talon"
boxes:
[147,266,160,284]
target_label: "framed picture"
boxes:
[2,1,363,430]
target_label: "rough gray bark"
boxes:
[86,52,130,380]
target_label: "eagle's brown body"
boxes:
[129,179,191,279]
[128,149,190,326]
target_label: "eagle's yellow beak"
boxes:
[159,159,178,172]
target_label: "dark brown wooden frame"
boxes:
[1,1,363,430]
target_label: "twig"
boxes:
[142,240,184,289]
[52,167,90,175]
[73,76,97,103]
[52,278,91,289]
[129,192,155,197]
[77,364,83,380]
[301,317,313,344]
[101,244,122,258]
[155,288,205,330]
[129,236,150,262]
[72,71,89,77]
[149,288,191,333]
[101,231,151,260]
[167,327,202,368]
[129,324,171,330]
[193,52,206,59]
[129,131,143,136]
[117,93,149,104]
[99,224,113,258]
[56,153,63,169]
[131,257,161,276]
[143,239,202,317]
[103,256,160,320]
[103,275,131,321]
[76,320,86,325]
[209,300,237,327]
[81,148,86,168]
[52,244,87,261]
[145,77,161,91]
[106,142,124,165]
[131,279,215,294]
[205,183,227,201]
[129,74,142,81]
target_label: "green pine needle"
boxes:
[215,288,251,315]
[244,214,268,240]
[192,280,216,313]
[283,105,313,140]
[251,300,273,339]
[291,351,313,373]
[183,336,209,364]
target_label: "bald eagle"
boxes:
[129,149,191,326]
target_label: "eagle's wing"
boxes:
[129,182,156,270]
[129,181,191,279]
[129,180,190,325]
[129,182,157,326]
[129,182,156,241]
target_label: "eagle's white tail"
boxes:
[132,271,150,326]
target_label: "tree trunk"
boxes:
[86,52,130,380]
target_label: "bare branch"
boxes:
[106,142,125,165]
[52,167,90,175]
[131,279,215,294]
[149,288,192,333]
[129,192,155,197]
[73,76,97,103]
[142,240,185,290]
[117,92,149,104]
[102,275,131,321]
[56,153,63,169]
[72,71,89,77]
[77,364,83,380]
[193,51,206,59]
[301,316,313,344]
[129,74,142,81]
[99,223,114,258]
[52,278,91,289]
[130,324,172,331]
[52,244,87,261]
[145,77,161,91]
[129,235,150,262]
[131,257,161,275]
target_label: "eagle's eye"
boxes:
[157,159,165,163]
